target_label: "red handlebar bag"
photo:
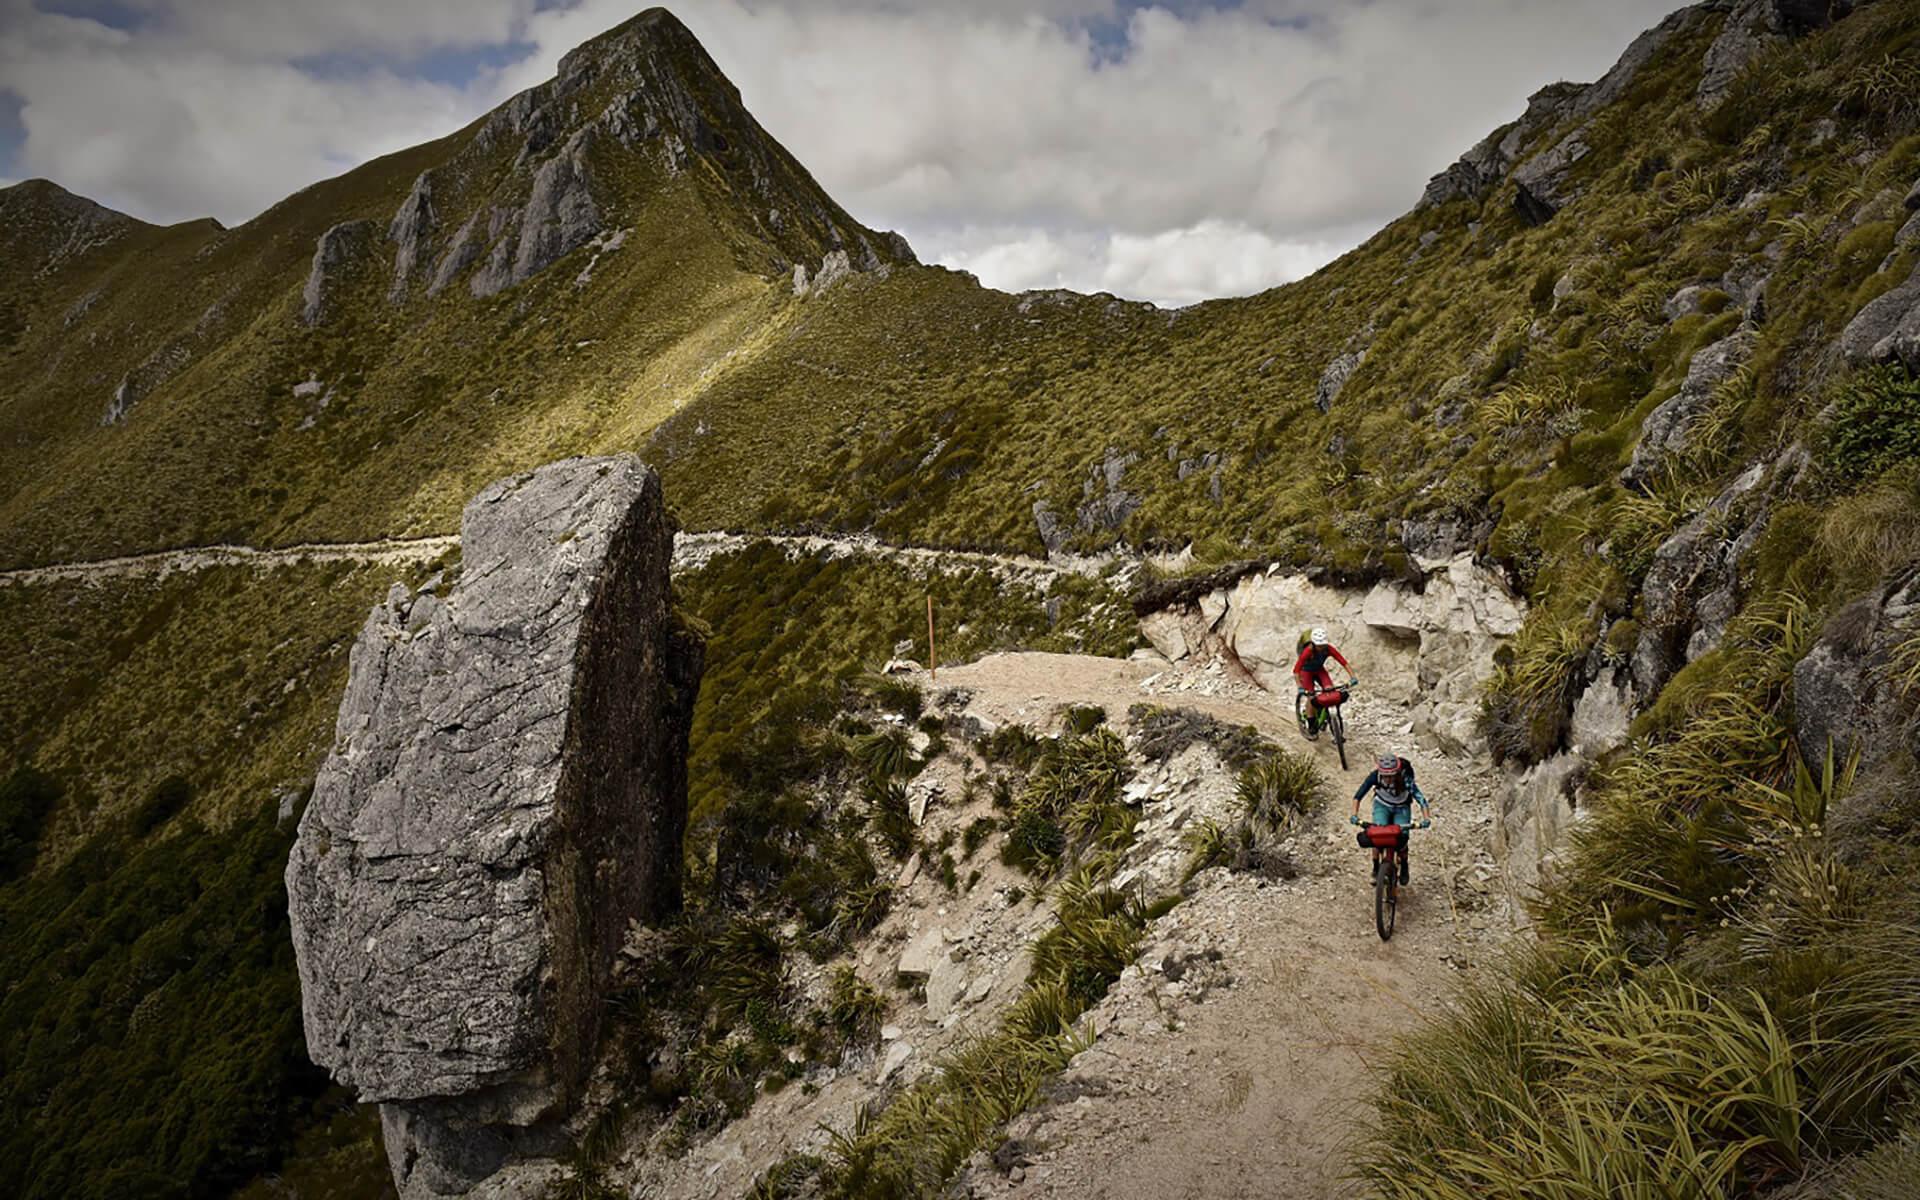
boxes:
[1315,688,1348,708]
[1359,824,1408,850]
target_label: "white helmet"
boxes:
[1310,627,1329,645]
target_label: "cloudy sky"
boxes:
[0,0,1682,305]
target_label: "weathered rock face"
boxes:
[1622,330,1757,490]
[1792,576,1917,768]
[1840,261,1920,371]
[1699,0,1872,108]
[301,219,379,327]
[287,455,704,1197]
[1139,556,1525,753]
[1417,6,1702,211]
[1314,349,1364,412]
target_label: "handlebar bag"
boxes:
[1360,824,1409,850]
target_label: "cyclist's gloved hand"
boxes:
[1349,815,1361,826]
[1419,819,1432,830]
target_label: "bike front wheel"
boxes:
[1330,708,1348,770]
[1375,858,1397,941]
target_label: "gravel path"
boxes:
[0,536,460,587]
[929,652,1514,1200]
[1,530,1120,589]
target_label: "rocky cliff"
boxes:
[286,455,703,1197]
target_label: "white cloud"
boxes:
[915,218,1367,307]
[0,0,1688,300]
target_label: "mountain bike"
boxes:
[1357,821,1427,941]
[1296,678,1357,770]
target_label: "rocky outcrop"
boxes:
[1078,449,1142,535]
[488,130,602,298]
[1631,446,1807,698]
[301,219,379,326]
[1139,556,1524,753]
[1839,262,1920,371]
[1621,330,1757,490]
[1791,575,1917,768]
[388,172,437,300]
[1700,0,1872,108]
[101,336,192,425]
[1511,129,1592,225]
[1417,6,1702,211]
[287,455,704,1199]
[1314,350,1364,412]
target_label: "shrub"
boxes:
[853,726,917,780]
[1128,704,1274,769]
[865,777,917,860]
[1235,751,1322,832]
[1817,366,1920,485]
[0,766,59,884]
[823,967,887,1049]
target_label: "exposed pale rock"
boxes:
[287,455,704,1198]
[301,219,378,327]
[1140,610,1191,662]
[1632,459,1773,697]
[797,249,854,297]
[897,928,946,979]
[1512,129,1591,224]
[1792,579,1917,768]
[1839,264,1920,371]
[1315,350,1364,412]
[926,953,968,1020]
[1699,0,1776,109]
[388,171,437,299]
[1493,753,1584,894]
[1568,675,1633,758]
[878,1041,915,1082]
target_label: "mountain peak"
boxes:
[363,4,911,307]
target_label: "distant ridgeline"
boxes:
[3,0,1920,1194]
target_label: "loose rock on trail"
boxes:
[929,652,1515,1200]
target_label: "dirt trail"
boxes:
[0,536,460,587]
[1,530,1118,589]
[928,652,1512,1200]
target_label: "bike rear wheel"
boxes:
[1295,691,1313,740]
[1375,856,1397,941]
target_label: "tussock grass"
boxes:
[818,873,1157,1197]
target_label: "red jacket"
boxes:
[1293,642,1350,678]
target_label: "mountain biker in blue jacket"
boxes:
[1349,754,1432,884]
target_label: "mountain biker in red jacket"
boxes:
[1294,627,1354,739]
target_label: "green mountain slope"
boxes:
[5,0,1920,1195]
[0,7,910,568]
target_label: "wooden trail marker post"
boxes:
[927,594,937,681]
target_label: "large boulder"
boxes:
[1839,264,1920,372]
[287,455,704,1198]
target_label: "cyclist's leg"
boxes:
[1308,669,1333,730]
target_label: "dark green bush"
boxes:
[0,766,59,884]
[0,798,343,1200]
[1819,366,1920,484]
